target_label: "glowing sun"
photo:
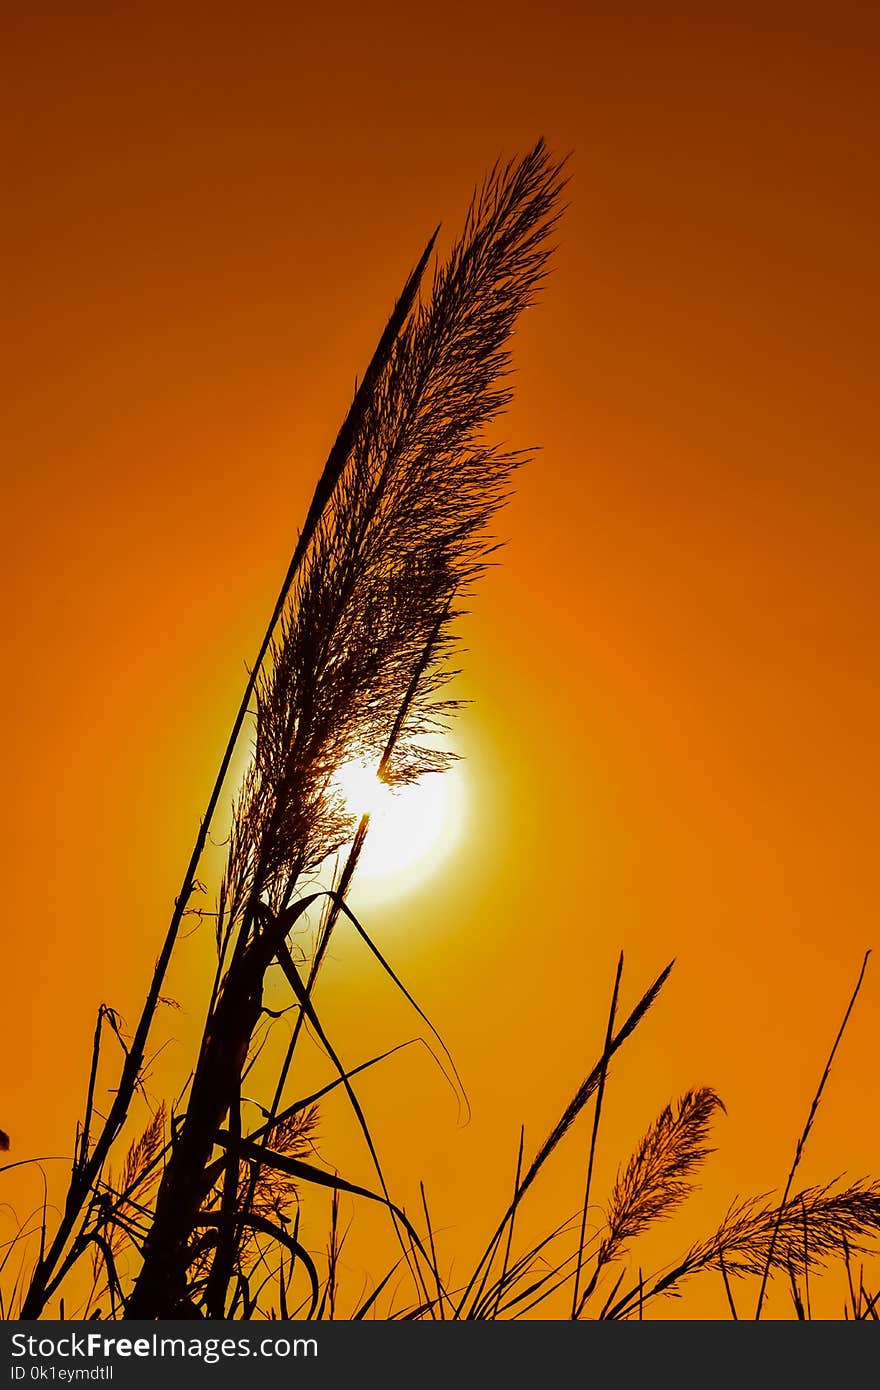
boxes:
[333,757,465,896]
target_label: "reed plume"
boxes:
[603,1087,723,1257]
[605,1178,880,1318]
[185,1106,319,1302]
[109,1105,167,1252]
[567,1087,724,1315]
[125,140,566,1318]
[84,1105,167,1315]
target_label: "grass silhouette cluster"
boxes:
[1,143,877,1322]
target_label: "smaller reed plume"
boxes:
[602,1087,724,1261]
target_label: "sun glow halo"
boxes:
[333,757,463,894]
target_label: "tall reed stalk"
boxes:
[84,141,566,1318]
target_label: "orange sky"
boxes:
[2,1,879,1318]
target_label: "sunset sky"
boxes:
[3,1,879,1317]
